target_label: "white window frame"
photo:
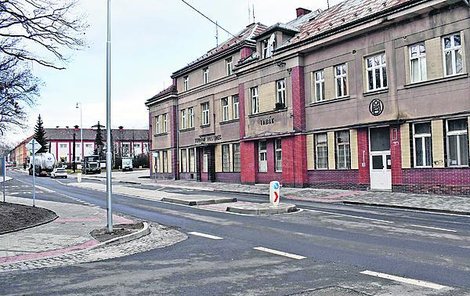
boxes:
[446,119,468,167]
[163,113,167,133]
[334,64,348,98]
[180,109,187,130]
[258,141,267,172]
[276,79,286,106]
[233,143,241,172]
[275,139,282,172]
[335,131,350,169]
[154,151,160,173]
[412,122,432,168]
[261,39,269,59]
[315,133,328,170]
[226,57,233,76]
[183,76,189,91]
[232,95,239,119]
[162,150,168,173]
[155,115,161,134]
[314,70,325,102]
[222,144,231,172]
[189,148,195,173]
[409,42,427,83]
[180,149,188,172]
[203,67,209,84]
[221,97,229,122]
[188,107,194,128]
[366,53,388,91]
[442,33,463,76]
[201,102,210,126]
[251,86,259,114]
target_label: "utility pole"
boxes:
[106,0,113,233]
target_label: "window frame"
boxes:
[203,67,209,84]
[275,139,282,172]
[155,115,161,134]
[225,57,233,76]
[334,64,348,98]
[162,150,168,173]
[180,149,188,173]
[201,102,210,126]
[258,141,267,172]
[446,119,469,167]
[365,53,388,91]
[183,76,189,91]
[222,144,231,172]
[232,143,241,172]
[313,70,325,102]
[335,130,350,169]
[188,107,194,128]
[221,97,229,122]
[409,42,427,83]
[163,113,168,133]
[276,79,286,106]
[442,33,463,77]
[232,95,239,120]
[315,133,328,170]
[412,122,433,168]
[250,86,259,114]
[180,109,187,130]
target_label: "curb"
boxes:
[226,204,298,215]
[92,221,151,248]
[342,201,470,216]
[0,213,58,235]
[161,197,237,206]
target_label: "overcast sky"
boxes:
[5,0,343,146]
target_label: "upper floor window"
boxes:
[443,33,463,76]
[276,79,286,107]
[201,102,210,126]
[183,76,189,91]
[155,115,161,134]
[409,43,427,83]
[336,131,350,169]
[225,57,233,76]
[162,113,168,133]
[366,53,387,91]
[203,67,209,84]
[180,109,187,130]
[315,133,328,169]
[334,64,348,98]
[275,139,282,172]
[232,95,239,119]
[261,34,276,58]
[413,122,432,168]
[188,107,194,128]
[261,39,269,59]
[446,119,468,167]
[258,141,267,172]
[221,97,229,122]
[314,70,325,102]
[250,86,259,114]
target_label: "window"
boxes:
[443,33,463,76]
[409,43,427,83]
[203,67,209,84]
[60,144,67,149]
[315,133,328,169]
[335,64,348,98]
[261,35,275,58]
[413,122,432,167]
[163,113,168,133]
[201,102,210,126]
[154,152,160,173]
[189,148,195,173]
[336,131,350,169]
[222,144,230,172]
[250,86,259,114]
[183,76,189,91]
[180,109,187,130]
[155,115,161,134]
[258,141,267,172]
[226,57,233,76]
[232,95,239,119]
[366,53,387,91]
[221,97,229,122]
[162,151,168,173]
[180,149,187,172]
[122,143,130,157]
[143,143,149,153]
[133,143,141,156]
[188,107,194,128]
[446,119,468,167]
[233,143,240,172]
[276,79,286,107]
[262,39,269,59]
[314,70,325,102]
[275,139,282,172]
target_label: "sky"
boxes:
[4,0,343,147]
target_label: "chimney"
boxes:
[296,7,311,17]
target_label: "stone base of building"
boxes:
[393,185,470,196]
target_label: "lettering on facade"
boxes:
[259,116,275,126]
[195,135,221,144]
[369,99,384,116]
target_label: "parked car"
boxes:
[51,167,67,179]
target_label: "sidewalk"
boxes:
[0,196,137,265]
[80,170,470,216]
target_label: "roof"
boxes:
[172,22,267,77]
[146,85,177,106]
[42,128,149,141]
[281,0,416,48]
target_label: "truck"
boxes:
[121,157,133,171]
[29,153,56,176]
[81,155,102,174]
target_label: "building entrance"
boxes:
[369,127,391,190]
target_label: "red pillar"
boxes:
[291,66,305,132]
[357,128,370,185]
[390,125,403,186]
[240,141,256,184]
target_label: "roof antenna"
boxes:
[327,0,330,9]
[252,4,256,23]
[215,21,219,46]
[248,2,251,24]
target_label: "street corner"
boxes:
[90,221,151,247]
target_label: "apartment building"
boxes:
[147,0,470,195]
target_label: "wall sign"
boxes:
[195,135,221,144]
[259,116,275,126]
[369,99,384,116]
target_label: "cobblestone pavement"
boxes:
[0,224,187,272]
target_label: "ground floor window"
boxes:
[233,143,240,172]
[315,133,328,169]
[222,144,230,172]
[275,139,282,172]
[258,141,267,172]
[413,122,432,167]
[446,119,468,167]
[336,131,350,169]
[189,148,195,173]
[162,151,168,173]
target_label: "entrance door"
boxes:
[369,127,391,190]
[205,146,216,182]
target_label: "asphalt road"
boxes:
[2,170,470,296]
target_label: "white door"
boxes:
[369,127,392,191]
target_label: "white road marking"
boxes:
[254,247,306,260]
[361,270,449,290]
[35,185,55,193]
[408,224,457,233]
[188,232,223,240]
[306,209,394,224]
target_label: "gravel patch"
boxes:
[0,202,57,234]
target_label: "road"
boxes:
[2,169,470,295]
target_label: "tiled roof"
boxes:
[146,85,177,106]
[43,128,149,141]
[282,0,415,48]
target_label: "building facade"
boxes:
[147,0,470,195]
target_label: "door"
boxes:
[369,127,391,190]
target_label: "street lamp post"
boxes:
[76,102,83,164]
[106,0,113,233]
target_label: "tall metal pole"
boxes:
[106,0,113,233]
[32,141,36,207]
[78,103,83,161]
[2,156,5,202]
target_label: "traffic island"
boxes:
[161,196,237,206]
[90,222,150,246]
[226,203,298,215]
